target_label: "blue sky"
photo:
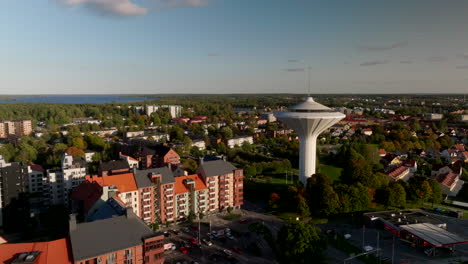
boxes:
[2,0,468,94]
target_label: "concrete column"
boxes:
[299,134,318,185]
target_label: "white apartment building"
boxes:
[146,105,182,119]
[225,136,254,149]
[46,153,87,205]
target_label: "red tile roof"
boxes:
[387,166,409,180]
[437,172,458,188]
[85,173,138,193]
[0,238,72,264]
[174,174,207,194]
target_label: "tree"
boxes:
[182,158,198,174]
[66,146,85,158]
[277,221,326,264]
[387,182,406,208]
[227,206,233,214]
[428,178,443,205]
[306,174,340,216]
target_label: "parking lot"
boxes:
[322,211,468,264]
[161,208,282,264]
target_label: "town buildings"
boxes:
[224,135,254,149]
[0,119,33,138]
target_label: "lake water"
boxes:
[0,95,153,104]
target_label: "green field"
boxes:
[318,164,343,181]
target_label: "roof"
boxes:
[0,238,72,264]
[400,223,468,247]
[141,145,171,156]
[289,97,331,111]
[402,160,416,167]
[70,181,103,212]
[86,173,138,193]
[119,152,138,162]
[29,163,45,172]
[174,174,207,194]
[437,172,458,188]
[199,159,237,177]
[387,166,409,179]
[69,212,157,261]
[99,160,130,172]
[88,197,126,221]
[134,167,175,188]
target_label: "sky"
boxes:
[1,0,468,94]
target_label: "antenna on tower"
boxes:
[307,66,311,97]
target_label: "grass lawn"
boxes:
[318,164,343,181]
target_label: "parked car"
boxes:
[188,237,197,245]
[171,229,179,235]
[232,247,242,254]
[223,249,233,256]
[202,238,212,246]
[183,227,190,233]
[164,243,176,251]
[239,218,250,224]
[227,234,235,240]
[163,231,170,237]
[179,247,189,254]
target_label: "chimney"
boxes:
[125,207,135,219]
[69,214,77,232]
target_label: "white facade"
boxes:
[47,153,87,205]
[146,105,182,118]
[225,136,254,148]
[85,151,96,162]
[275,97,345,184]
[192,140,206,150]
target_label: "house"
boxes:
[119,152,139,168]
[224,135,254,148]
[387,165,411,181]
[402,160,418,173]
[191,139,206,150]
[436,172,464,196]
[379,149,387,157]
[362,128,373,136]
[84,150,96,162]
[69,210,165,264]
[383,154,401,166]
[424,113,443,120]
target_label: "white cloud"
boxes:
[60,0,209,17]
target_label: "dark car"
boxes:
[163,231,170,237]
[232,247,242,254]
[171,229,179,235]
[239,218,250,224]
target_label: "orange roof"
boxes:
[387,166,409,179]
[119,152,138,162]
[0,238,72,264]
[437,172,458,188]
[85,173,138,193]
[174,174,207,194]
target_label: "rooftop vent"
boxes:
[12,251,41,264]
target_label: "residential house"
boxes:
[387,165,411,181]
[224,135,254,148]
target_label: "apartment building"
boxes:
[84,173,140,217]
[0,156,28,227]
[146,105,182,118]
[198,159,244,212]
[47,153,87,205]
[134,167,176,225]
[0,119,33,138]
[174,174,208,220]
[224,135,254,148]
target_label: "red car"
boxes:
[188,237,197,245]
[179,247,189,254]
[239,218,250,224]
[232,247,242,254]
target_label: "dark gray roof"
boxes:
[99,160,129,172]
[70,212,156,261]
[199,160,237,177]
[134,167,175,187]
